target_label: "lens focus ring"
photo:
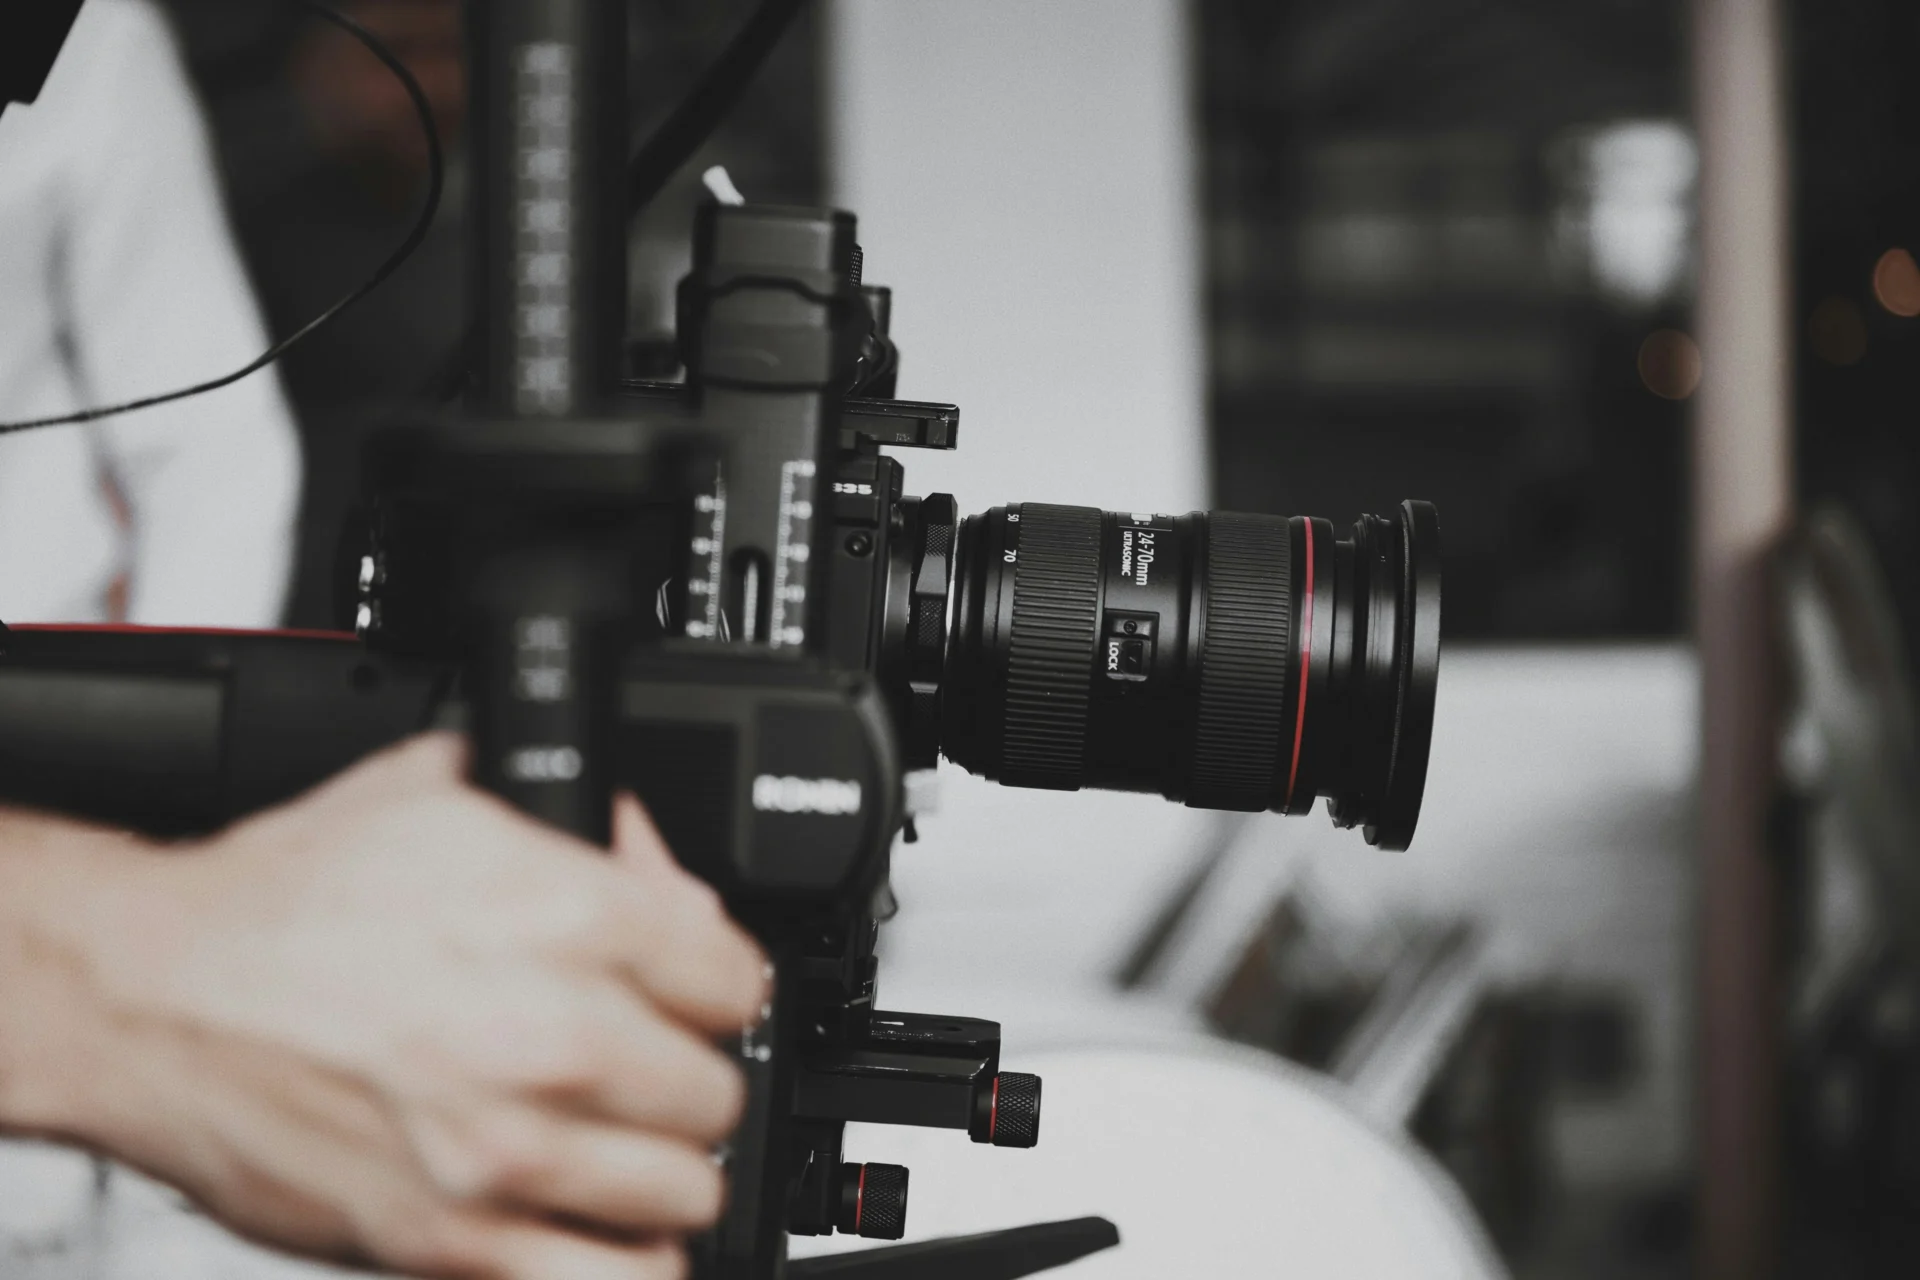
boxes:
[1001,504,1103,789]
[1189,513,1293,809]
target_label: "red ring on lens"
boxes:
[1284,518,1314,806]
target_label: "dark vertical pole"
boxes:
[470,0,627,417]
[467,546,630,845]
[461,0,633,844]
[1693,0,1793,1274]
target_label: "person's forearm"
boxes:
[0,811,156,1146]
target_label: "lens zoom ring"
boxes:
[1002,504,1103,789]
[1190,513,1292,809]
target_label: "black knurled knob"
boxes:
[972,1072,1042,1149]
[1001,505,1103,790]
[836,1162,908,1240]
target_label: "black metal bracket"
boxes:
[798,1011,1000,1131]
[618,380,959,453]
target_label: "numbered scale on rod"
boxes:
[684,475,727,641]
[680,458,820,649]
[772,458,818,649]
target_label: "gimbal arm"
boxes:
[0,625,442,835]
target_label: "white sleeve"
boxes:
[61,0,302,629]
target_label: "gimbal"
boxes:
[0,2,1442,1276]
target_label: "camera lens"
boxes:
[935,501,1440,850]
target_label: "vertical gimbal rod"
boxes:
[460,0,634,846]
[470,0,628,417]
[461,10,882,1275]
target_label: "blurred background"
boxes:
[147,0,1920,1276]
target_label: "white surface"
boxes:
[792,1042,1506,1280]
[0,1144,353,1280]
[0,0,299,626]
[907,646,1699,1189]
[826,0,1208,514]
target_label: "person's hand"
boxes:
[292,0,466,194]
[0,734,766,1280]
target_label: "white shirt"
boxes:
[0,0,300,627]
[0,5,316,1274]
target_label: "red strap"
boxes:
[6,624,355,641]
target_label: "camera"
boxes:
[0,192,1441,1279]
[346,203,1442,855]
[322,199,1443,1273]
[856,493,1439,850]
[0,4,1444,1264]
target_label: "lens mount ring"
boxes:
[908,495,958,683]
[894,494,958,769]
[1364,499,1441,850]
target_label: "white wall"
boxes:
[825,0,1207,512]
[824,1,1213,994]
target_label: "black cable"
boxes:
[0,0,444,436]
[626,0,813,215]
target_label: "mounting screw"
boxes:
[845,531,874,557]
